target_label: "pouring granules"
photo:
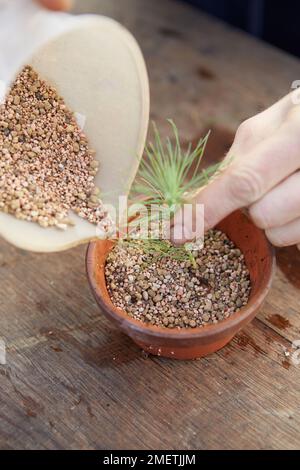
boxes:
[0,65,110,230]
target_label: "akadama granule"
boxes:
[0,66,111,231]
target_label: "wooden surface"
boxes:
[1,0,300,450]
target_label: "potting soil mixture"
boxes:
[0,65,111,230]
[106,229,251,328]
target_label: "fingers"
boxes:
[249,171,300,229]
[35,0,73,11]
[231,92,298,154]
[197,122,300,231]
[171,120,300,245]
[171,204,204,245]
[266,218,300,247]
[232,95,292,152]
[250,169,300,248]
[170,97,300,246]
[253,91,299,134]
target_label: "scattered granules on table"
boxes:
[0,65,111,231]
[105,229,251,328]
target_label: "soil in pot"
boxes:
[105,228,251,329]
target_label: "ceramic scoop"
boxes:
[0,0,149,252]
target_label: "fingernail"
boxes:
[171,223,195,245]
[171,224,185,245]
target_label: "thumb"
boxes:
[171,154,257,245]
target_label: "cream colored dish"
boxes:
[0,16,149,252]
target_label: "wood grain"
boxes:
[1,0,300,450]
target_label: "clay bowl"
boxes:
[86,210,275,360]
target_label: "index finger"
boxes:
[199,122,300,232]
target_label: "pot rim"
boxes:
[86,230,276,341]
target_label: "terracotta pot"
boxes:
[86,210,275,360]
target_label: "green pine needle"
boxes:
[131,119,222,214]
[122,120,227,265]
[120,239,198,269]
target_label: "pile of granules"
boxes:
[0,65,110,230]
[105,229,251,328]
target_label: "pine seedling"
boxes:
[123,120,226,264]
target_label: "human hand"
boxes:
[172,90,300,248]
[35,0,73,11]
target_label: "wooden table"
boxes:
[1,0,300,450]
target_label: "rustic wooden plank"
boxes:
[258,266,300,342]
[1,313,300,449]
[73,0,300,132]
[1,0,300,450]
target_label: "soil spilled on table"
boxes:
[267,313,291,330]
